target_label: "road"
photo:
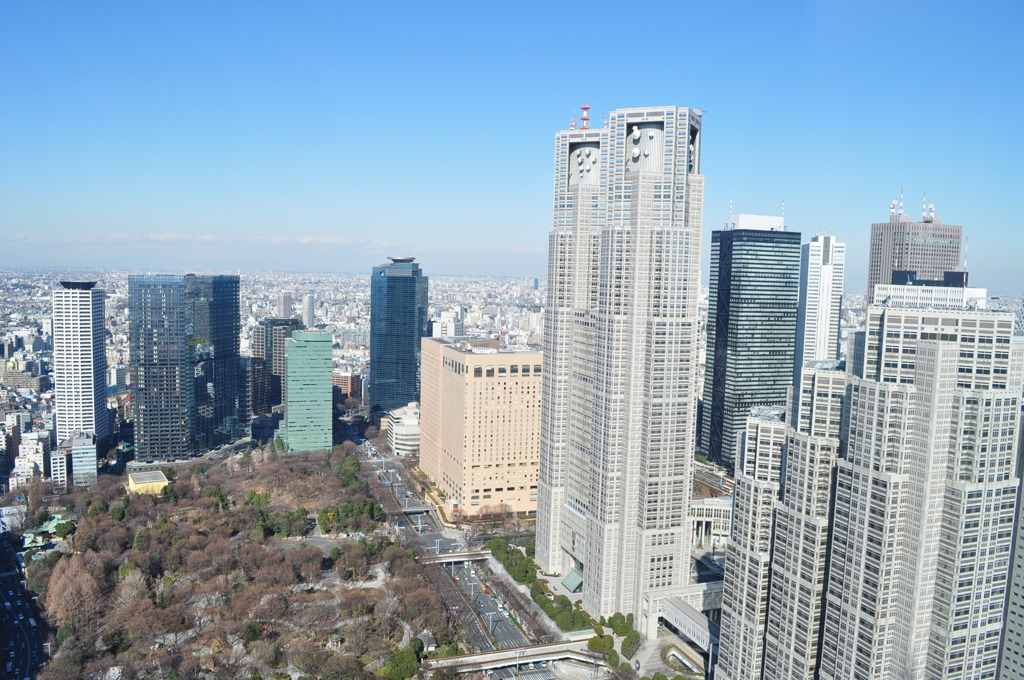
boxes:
[0,542,44,679]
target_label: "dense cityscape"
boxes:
[1,99,1023,680]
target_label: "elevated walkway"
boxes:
[419,550,492,565]
[425,640,600,674]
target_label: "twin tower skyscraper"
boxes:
[536,107,705,635]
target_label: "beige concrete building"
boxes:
[419,337,542,517]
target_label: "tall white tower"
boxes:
[795,234,845,374]
[819,285,1022,680]
[536,106,703,634]
[302,293,316,327]
[52,281,112,445]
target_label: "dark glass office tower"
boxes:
[370,257,429,412]
[186,274,244,449]
[700,224,801,472]
[129,275,194,462]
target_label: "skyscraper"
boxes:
[129,275,193,462]
[369,257,428,413]
[866,201,962,301]
[283,330,333,452]
[716,406,786,680]
[186,274,245,449]
[535,106,704,635]
[252,317,303,408]
[762,361,847,680]
[701,221,801,471]
[795,234,845,374]
[301,293,316,327]
[276,292,293,319]
[819,283,1020,680]
[52,281,112,448]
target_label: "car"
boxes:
[453,575,459,580]
[17,613,23,620]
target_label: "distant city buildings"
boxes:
[419,337,542,517]
[701,219,801,471]
[51,280,113,450]
[369,257,428,413]
[283,330,332,452]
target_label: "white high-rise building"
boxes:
[716,407,786,680]
[536,106,704,635]
[762,361,847,680]
[52,281,112,446]
[795,234,845,373]
[820,285,1022,680]
[301,293,316,327]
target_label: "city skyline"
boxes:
[2,3,1022,290]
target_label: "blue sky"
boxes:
[2,1,1021,291]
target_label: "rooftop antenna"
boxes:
[929,203,935,221]
[898,187,904,215]
[890,198,897,216]
[727,197,734,228]
[922,192,928,220]
[580,105,591,130]
[781,200,786,230]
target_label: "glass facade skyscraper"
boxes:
[283,330,333,452]
[129,274,243,462]
[701,223,801,472]
[129,275,194,462]
[369,257,428,412]
[186,274,245,449]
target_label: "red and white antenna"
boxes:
[898,187,904,215]
[580,105,590,130]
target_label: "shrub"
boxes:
[622,630,641,659]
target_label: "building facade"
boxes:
[795,235,845,374]
[186,274,246,450]
[762,361,847,680]
[819,288,1021,680]
[386,402,420,458]
[283,330,333,452]
[370,257,429,412]
[52,281,112,447]
[716,407,786,680]
[129,275,194,462]
[866,204,962,301]
[301,293,316,328]
[252,317,303,408]
[701,223,801,471]
[535,106,704,635]
[420,338,542,517]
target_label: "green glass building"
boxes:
[283,330,333,452]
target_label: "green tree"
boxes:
[54,521,74,538]
[380,646,419,680]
